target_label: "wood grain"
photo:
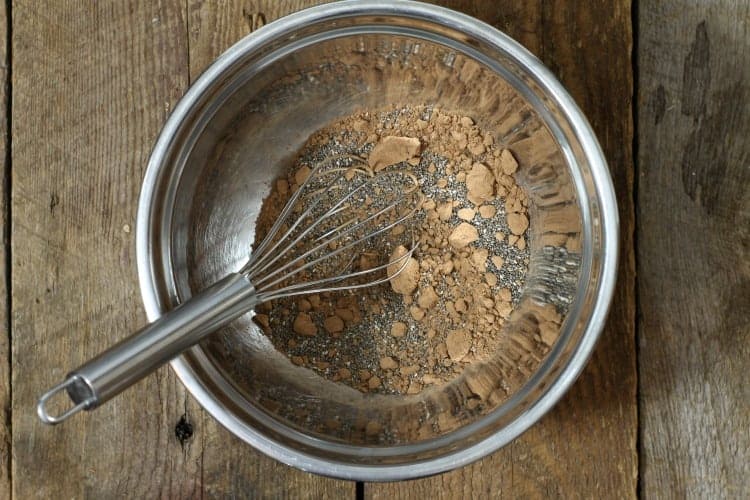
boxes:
[187,0,331,82]
[10,1,199,497]
[0,1,9,497]
[369,0,637,497]
[637,1,750,497]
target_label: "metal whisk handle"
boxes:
[37,273,258,425]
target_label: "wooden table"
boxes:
[4,1,747,497]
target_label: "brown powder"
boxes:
[252,105,531,395]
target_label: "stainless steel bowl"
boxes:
[136,0,618,480]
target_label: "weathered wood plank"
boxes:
[187,0,331,82]
[185,1,354,496]
[10,2,201,497]
[368,0,637,497]
[638,1,750,497]
[0,1,9,497]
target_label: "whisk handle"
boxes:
[37,273,257,425]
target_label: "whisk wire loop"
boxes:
[251,185,418,291]
[243,154,367,274]
[258,245,416,302]
[253,194,419,295]
[244,166,370,280]
[244,155,420,299]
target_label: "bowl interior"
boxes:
[145,10,607,472]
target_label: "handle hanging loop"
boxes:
[37,376,95,425]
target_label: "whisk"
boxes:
[38,156,421,424]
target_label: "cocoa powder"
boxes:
[252,105,532,395]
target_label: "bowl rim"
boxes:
[136,0,619,481]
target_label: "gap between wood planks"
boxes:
[631,0,642,498]
[3,0,11,495]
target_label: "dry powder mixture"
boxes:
[253,105,530,396]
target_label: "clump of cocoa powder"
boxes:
[252,105,532,395]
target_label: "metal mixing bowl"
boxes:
[136,0,618,480]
